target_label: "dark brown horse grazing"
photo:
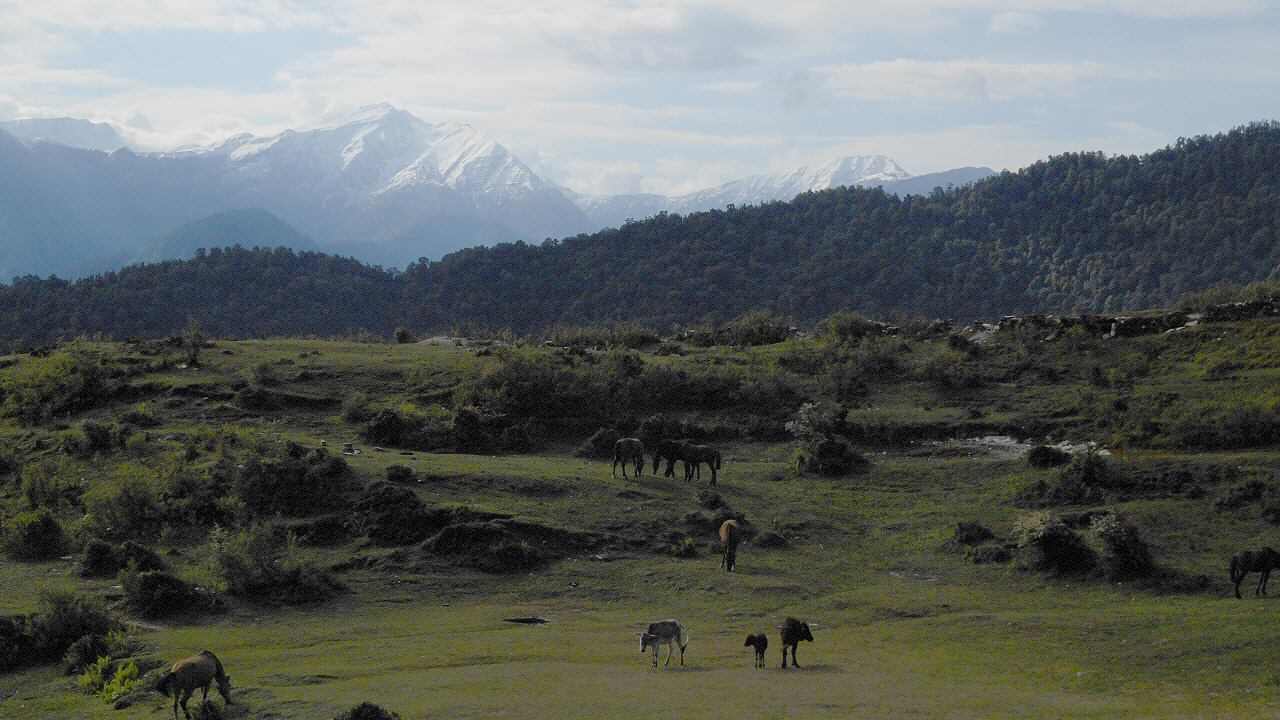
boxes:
[612,438,645,478]
[155,650,232,720]
[1231,547,1280,599]
[652,439,690,478]
[720,519,741,571]
[682,444,722,484]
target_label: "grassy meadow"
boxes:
[3,317,1280,718]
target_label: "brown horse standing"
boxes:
[1231,547,1280,599]
[612,438,645,478]
[155,650,232,720]
[720,519,741,571]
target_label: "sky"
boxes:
[1,0,1277,197]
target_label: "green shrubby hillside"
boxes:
[2,309,1280,717]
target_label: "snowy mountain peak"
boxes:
[0,117,127,151]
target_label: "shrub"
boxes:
[25,593,123,667]
[211,524,342,603]
[385,465,415,483]
[3,509,67,560]
[352,482,441,546]
[361,407,453,451]
[1026,445,1072,468]
[335,702,404,720]
[1012,512,1096,576]
[951,521,996,546]
[815,311,888,346]
[1091,514,1155,580]
[798,439,868,477]
[0,345,122,423]
[81,472,164,541]
[235,449,349,517]
[341,392,376,423]
[63,631,129,674]
[120,570,207,618]
[574,427,620,459]
[393,327,416,344]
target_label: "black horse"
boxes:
[681,444,722,484]
[1231,547,1280,599]
[652,439,690,478]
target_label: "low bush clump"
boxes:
[1012,512,1097,576]
[574,427,620,459]
[336,702,404,720]
[1091,513,1155,580]
[120,570,210,618]
[0,593,124,672]
[211,524,342,603]
[63,630,131,674]
[351,482,443,546]
[798,439,869,477]
[2,509,67,560]
[79,539,167,577]
[1026,445,1072,468]
[235,447,350,517]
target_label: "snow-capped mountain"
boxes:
[570,156,992,229]
[0,104,994,279]
[0,118,126,152]
[186,104,594,262]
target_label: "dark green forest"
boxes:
[4,122,1280,346]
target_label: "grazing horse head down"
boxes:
[612,437,645,479]
[744,633,769,668]
[637,619,689,667]
[779,617,814,668]
[719,519,741,572]
[1231,547,1280,599]
[155,650,232,720]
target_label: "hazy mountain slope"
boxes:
[0,118,126,151]
[572,157,993,229]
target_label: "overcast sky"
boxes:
[1,0,1277,196]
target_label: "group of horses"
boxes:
[612,437,723,484]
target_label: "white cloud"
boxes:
[818,58,1127,104]
[988,11,1043,32]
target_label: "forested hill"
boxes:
[3,122,1280,346]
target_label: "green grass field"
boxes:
[4,323,1280,718]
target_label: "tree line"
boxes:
[3,122,1280,347]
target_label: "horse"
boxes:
[682,445,722,484]
[612,438,645,478]
[652,439,690,478]
[719,519,741,572]
[744,634,769,668]
[1231,547,1280,599]
[155,650,233,720]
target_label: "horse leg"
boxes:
[1260,567,1271,596]
[709,465,716,485]
[179,688,194,720]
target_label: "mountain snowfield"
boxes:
[0,105,992,278]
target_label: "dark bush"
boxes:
[754,531,789,549]
[3,509,67,560]
[236,450,349,517]
[1216,479,1275,511]
[1013,512,1097,576]
[966,545,1013,564]
[80,539,121,577]
[393,327,416,344]
[287,514,350,546]
[574,427,619,459]
[336,702,403,720]
[120,570,207,618]
[697,491,725,510]
[1092,514,1155,580]
[385,465,415,483]
[353,482,440,546]
[27,593,123,666]
[362,409,452,451]
[799,439,869,477]
[63,633,119,674]
[1026,445,1072,468]
[214,525,343,603]
[950,521,996,546]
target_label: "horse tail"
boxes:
[1230,554,1244,585]
[155,670,174,697]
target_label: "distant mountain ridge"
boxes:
[0,105,991,279]
[2,121,1278,344]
